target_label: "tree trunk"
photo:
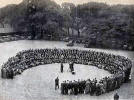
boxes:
[71,28,74,36]
[78,29,80,37]
[68,27,70,36]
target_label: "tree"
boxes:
[61,2,75,36]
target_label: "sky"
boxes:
[0,0,134,8]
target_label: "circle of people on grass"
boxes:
[1,48,132,96]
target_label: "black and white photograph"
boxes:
[0,0,134,100]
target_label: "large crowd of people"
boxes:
[60,72,125,96]
[1,48,132,96]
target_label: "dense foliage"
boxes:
[0,0,134,50]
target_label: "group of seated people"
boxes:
[1,48,132,96]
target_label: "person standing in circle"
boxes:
[114,92,119,100]
[69,62,74,72]
[61,63,64,73]
[55,77,59,90]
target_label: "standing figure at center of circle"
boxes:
[69,62,75,75]
[61,63,64,73]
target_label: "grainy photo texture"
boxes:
[0,0,134,100]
